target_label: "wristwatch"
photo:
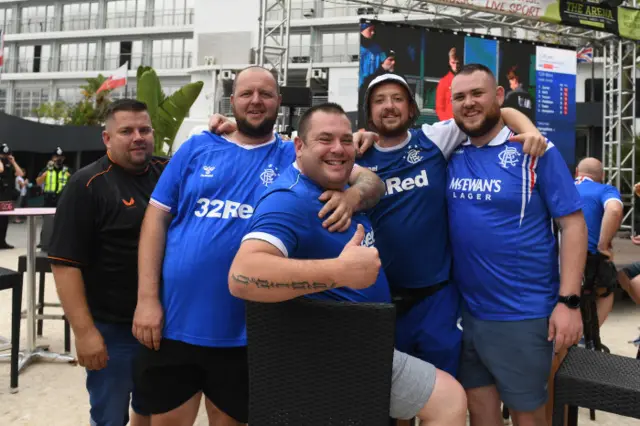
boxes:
[558,294,581,309]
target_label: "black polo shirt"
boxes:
[0,160,17,202]
[48,154,168,324]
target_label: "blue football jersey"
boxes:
[244,164,392,304]
[357,120,465,289]
[446,126,583,321]
[149,131,295,347]
[574,177,622,254]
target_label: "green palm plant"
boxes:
[136,66,204,156]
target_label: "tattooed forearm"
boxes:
[231,273,337,291]
[351,169,385,211]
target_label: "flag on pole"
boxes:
[97,62,129,93]
[577,47,593,63]
[0,29,5,67]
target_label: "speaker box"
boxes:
[280,86,312,108]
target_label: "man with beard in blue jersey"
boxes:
[229,102,468,426]
[447,64,586,426]
[132,66,385,426]
[355,73,546,393]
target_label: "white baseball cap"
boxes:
[362,73,420,128]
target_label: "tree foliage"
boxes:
[34,74,114,126]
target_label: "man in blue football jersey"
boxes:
[355,73,546,385]
[446,64,587,426]
[132,66,385,426]
[229,102,468,426]
[574,157,623,327]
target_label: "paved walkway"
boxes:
[0,222,639,425]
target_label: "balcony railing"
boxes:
[19,17,55,33]
[59,56,98,72]
[61,14,100,31]
[288,44,359,64]
[105,11,145,29]
[152,8,194,26]
[150,53,192,70]
[5,58,54,73]
[103,54,146,71]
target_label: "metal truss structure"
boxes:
[258,0,292,129]
[603,32,638,233]
[258,0,639,231]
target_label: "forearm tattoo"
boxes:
[231,273,337,291]
[353,173,385,211]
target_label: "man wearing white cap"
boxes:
[356,73,546,413]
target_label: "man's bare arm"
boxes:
[52,264,95,337]
[230,225,380,302]
[346,166,385,211]
[138,205,172,301]
[229,240,343,303]
[556,211,588,295]
[501,107,539,134]
[598,201,623,256]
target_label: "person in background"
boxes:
[37,147,72,250]
[13,169,29,224]
[435,47,460,121]
[0,143,25,249]
[48,99,163,426]
[574,157,623,328]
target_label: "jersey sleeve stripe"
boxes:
[242,232,289,257]
[149,198,172,213]
[604,197,623,208]
[520,154,528,227]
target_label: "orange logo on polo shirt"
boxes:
[122,197,135,207]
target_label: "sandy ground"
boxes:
[0,222,639,425]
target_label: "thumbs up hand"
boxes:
[336,224,381,290]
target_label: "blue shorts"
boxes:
[87,322,148,426]
[395,283,463,377]
[458,311,554,412]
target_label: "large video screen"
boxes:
[358,20,577,166]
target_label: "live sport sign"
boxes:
[417,0,640,41]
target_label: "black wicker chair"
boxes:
[246,298,396,426]
[553,346,640,426]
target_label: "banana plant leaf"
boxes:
[154,81,204,155]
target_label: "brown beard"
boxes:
[236,112,278,138]
[454,104,501,138]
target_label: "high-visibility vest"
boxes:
[43,167,70,194]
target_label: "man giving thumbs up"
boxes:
[229,103,467,426]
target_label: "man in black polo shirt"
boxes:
[49,99,165,426]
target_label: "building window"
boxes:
[14,88,49,118]
[106,0,146,28]
[0,90,6,112]
[0,9,13,33]
[153,0,194,26]
[321,32,359,63]
[60,43,98,72]
[104,40,144,70]
[110,85,137,99]
[20,5,55,33]
[151,38,193,69]
[321,1,359,18]
[57,87,85,105]
[62,2,99,31]
[289,34,311,62]
[18,45,52,73]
